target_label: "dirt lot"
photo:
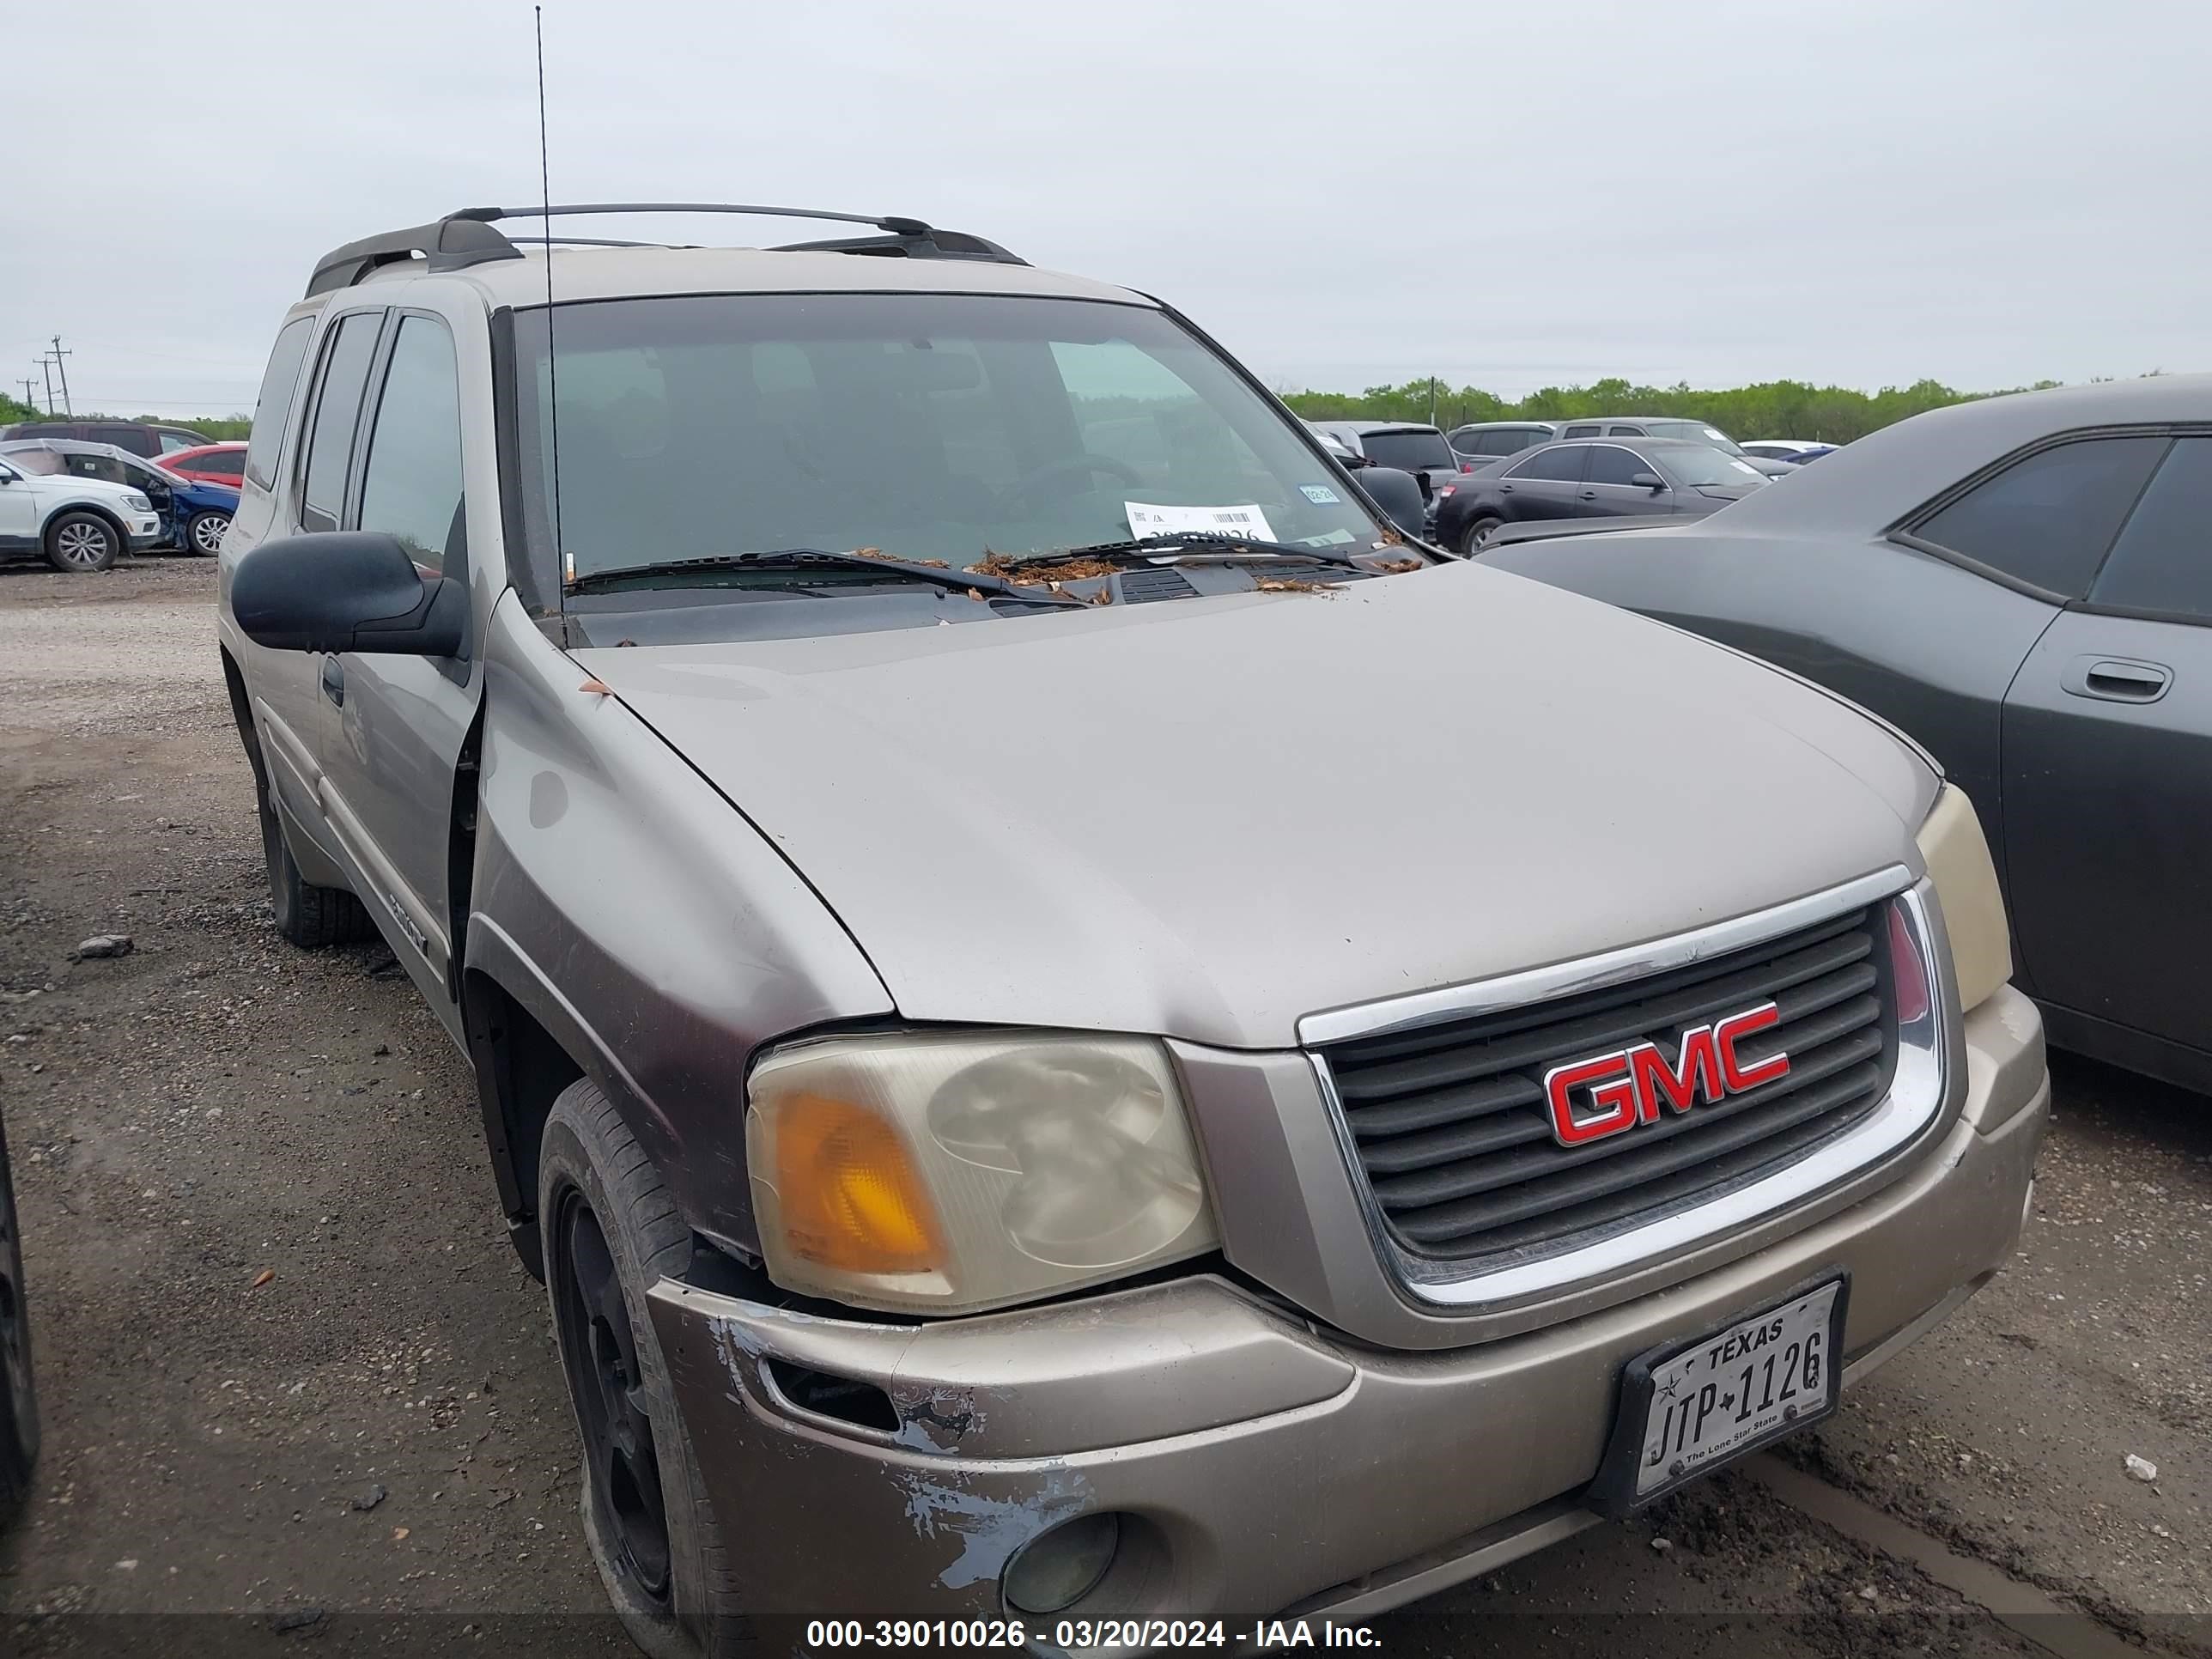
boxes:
[0,559,2205,1657]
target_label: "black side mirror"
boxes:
[1630,471,1666,491]
[1358,465,1429,541]
[232,531,465,657]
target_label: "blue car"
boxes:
[0,437,239,556]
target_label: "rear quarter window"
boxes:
[1911,435,2168,599]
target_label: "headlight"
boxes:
[1916,783,2009,1013]
[124,491,150,510]
[746,1031,1218,1315]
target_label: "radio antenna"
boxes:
[536,6,569,591]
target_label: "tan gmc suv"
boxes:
[216,200,2047,1653]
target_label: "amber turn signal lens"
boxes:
[773,1094,945,1274]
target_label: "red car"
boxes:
[160,442,246,488]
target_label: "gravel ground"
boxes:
[0,558,2204,1658]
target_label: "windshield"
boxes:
[0,447,64,476]
[1647,420,1747,457]
[1662,447,1768,488]
[1358,428,1455,471]
[514,293,1387,586]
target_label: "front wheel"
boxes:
[540,1080,741,1659]
[43,511,118,573]
[1460,515,1504,556]
[186,509,229,556]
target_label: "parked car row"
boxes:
[0,436,240,568]
[1436,436,1768,553]
[1447,416,1826,477]
[1484,372,2212,1095]
[0,417,215,458]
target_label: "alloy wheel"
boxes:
[191,514,228,555]
[53,521,112,568]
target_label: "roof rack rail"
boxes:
[304,202,1024,295]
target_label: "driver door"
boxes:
[311,308,482,1035]
[1580,444,1674,519]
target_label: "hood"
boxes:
[579,562,1936,1050]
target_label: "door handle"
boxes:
[320,656,346,708]
[2061,654,2171,704]
[1578,489,1598,500]
[1498,483,1514,493]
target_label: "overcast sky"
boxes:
[5,0,2208,416]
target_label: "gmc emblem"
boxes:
[1542,1002,1790,1148]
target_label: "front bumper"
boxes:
[127,514,162,546]
[649,988,2045,1623]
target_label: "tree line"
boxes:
[3,374,2145,451]
[1279,375,2070,445]
[0,392,249,438]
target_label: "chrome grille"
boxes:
[1317,904,1897,1264]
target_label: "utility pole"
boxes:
[48,337,73,417]
[39,356,56,415]
[14,376,34,410]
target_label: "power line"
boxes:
[49,337,73,417]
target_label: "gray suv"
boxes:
[218,203,2046,1648]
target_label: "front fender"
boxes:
[467,594,892,1255]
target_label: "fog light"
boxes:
[1003,1512,1120,1614]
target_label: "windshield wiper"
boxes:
[1050,532,1377,571]
[565,549,1085,606]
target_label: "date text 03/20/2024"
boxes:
[802,1620,1383,1650]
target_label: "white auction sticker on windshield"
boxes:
[1125,501,1278,543]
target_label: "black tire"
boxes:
[539,1079,740,1659]
[254,743,376,947]
[1461,515,1504,556]
[43,510,118,573]
[186,509,230,557]
[0,1111,40,1533]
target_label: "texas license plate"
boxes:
[1589,1273,1848,1515]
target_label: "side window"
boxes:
[1480,429,1529,456]
[1911,435,2167,598]
[94,425,149,455]
[1585,446,1649,486]
[1562,423,1601,440]
[201,451,245,478]
[357,315,466,577]
[1507,446,1589,483]
[1605,424,1646,437]
[244,316,316,490]
[70,454,131,485]
[298,312,383,532]
[2088,436,2212,623]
